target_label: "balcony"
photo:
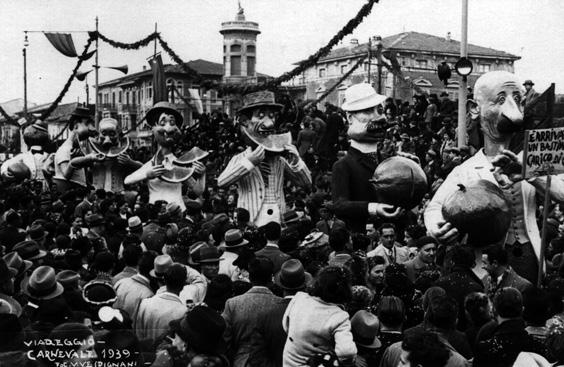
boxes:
[119,104,138,114]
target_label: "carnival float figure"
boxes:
[1,119,52,191]
[425,70,564,285]
[217,91,311,227]
[69,117,142,193]
[124,102,206,211]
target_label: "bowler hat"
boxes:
[350,310,381,349]
[224,229,249,249]
[13,240,47,261]
[238,91,283,115]
[150,254,174,278]
[56,270,80,290]
[523,79,534,86]
[82,280,117,306]
[85,213,105,227]
[23,266,64,300]
[198,245,223,264]
[341,83,386,112]
[146,102,183,127]
[170,305,226,354]
[274,259,312,290]
[3,251,32,277]
[28,224,47,242]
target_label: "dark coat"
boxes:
[332,147,379,233]
[496,267,533,296]
[474,319,547,367]
[254,245,291,274]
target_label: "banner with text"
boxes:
[523,127,564,178]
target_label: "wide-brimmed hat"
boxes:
[351,310,381,349]
[3,251,32,277]
[56,270,80,290]
[82,280,116,306]
[341,83,387,112]
[198,245,224,264]
[0,294,22,316]
[0,258,16,283]
[224,229,249,249]
[523,79,534,86]
[146,102,183,127]
[300,230,328,248]
[170,305,226,354]
[188,241,207,266]
[28,224,47,242]
[238,91,283,115]
[150,254,174,278]
[274,259,312,290]
[127,216,143,232]
[23,266,64,300]
[13,240,47,261]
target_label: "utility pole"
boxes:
[458,0,469,147]
[23,32,28,120]
[154,23,158,57]
[367,37,372,84]
[94,16,99,127]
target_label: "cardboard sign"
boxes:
[522,127,564,178]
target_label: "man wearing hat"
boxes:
[332,83,404,233]
[522,79,539,111]
[219,229,250,281]
[217,91,311,228]
[255,222,290,274]
[1,119,52,191]
[85,213,108,252]
[53,106,96,192]
[22,265,64,301]
[69,117,142,192]
[0,258,20,317]
[125,102,206,212]
[403,236,439,283]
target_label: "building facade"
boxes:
[283,31,520,107]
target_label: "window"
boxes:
[340,65,348,74]
[231,56,241,75]
[140,89,143,101]
[118,91,122,104]
[319,68,326,77]
[132,90,136,105]
[125,91,129,105]
[478,64,491,73]
[230,44,241,52]
[112,92,116,106]
[176,81,184,96]
[416,60,428,69]
[247,56,255,76]
[247,45,256,53]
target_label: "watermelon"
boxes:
[242,128,292,153]
[175,146,209,165]
[87,136,130,158]
[153,150,195,183]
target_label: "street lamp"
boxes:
[455,57,473,81]
[23,32,29,120]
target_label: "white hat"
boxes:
[341,83,387,112]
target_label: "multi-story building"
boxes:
[284,31,520,106]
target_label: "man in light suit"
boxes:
[424,71,564,285]
[222,257,281,367]
[134,263,187,342]
[217,91,311,227]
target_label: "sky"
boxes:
[1,0,564,106]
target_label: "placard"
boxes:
[522,127,564,178]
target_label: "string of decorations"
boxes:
[40,36,95,121]
[0,105,17,126]
[313,55,368,105]
[381,54,427,96]
[91,31,159,50]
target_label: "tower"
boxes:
[220,2,260,84]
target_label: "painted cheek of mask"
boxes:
[347,113,386,142]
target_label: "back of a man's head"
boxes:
[427,295,458,331]
[401,330,450,367]
[164,264,187,292]
[248,257,274,286]
[449,245,475,269]
[487,245,509,266]
[329,227,350,252]
[138,251,157,278]
[263,222,282,242]
[122,244,142,267]
[494,287,523,319]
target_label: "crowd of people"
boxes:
[0,74,563,367]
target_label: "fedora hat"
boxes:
[0,258,16,283]
[283,210,300,225]
[224,229,249,249]
[28,224,47,242]
[170,305,226,354]
[274,259,312,290]
[238,91,283,115]
[71,106,93,119]
[82,280,117,306]
[13,240,47,261]
[56,270,80,290]
[127,216,143,232]
[85,213,105,227]
[341,83,386,112]
[188,241,207,266]
[23,266,64,300]
[3,251,32,277]
[150,254,174,278]
[523,79,534,86]
[197,245,223,264]
[350,310,381,349]
[0,295,22,317]
[146,102,183,127]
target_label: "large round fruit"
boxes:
[369,156,427,209]
[442,180,511,247]
[242,128,292,153]
[7,162,31,181]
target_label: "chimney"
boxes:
[350,38,359,46]
[446,32,451,41]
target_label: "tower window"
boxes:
[247,45,256,53]
[247,56,255,76]
[230,44,241,52]
[231,56,241,75]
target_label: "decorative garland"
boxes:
[381,53,428,96]
[92,31,159,50]
[313,55,367,104]
[40,36,95,121]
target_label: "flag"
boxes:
[44,33,78,57]
[150,55,167,104]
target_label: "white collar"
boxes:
[350,140,378,153]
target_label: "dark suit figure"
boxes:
[255,245,290,274]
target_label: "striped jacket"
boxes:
[217,147,311,225]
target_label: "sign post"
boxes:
[522,127,564,287]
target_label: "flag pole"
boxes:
[23,33,28,121]
[154,23,158,57]
[94,16,99,128]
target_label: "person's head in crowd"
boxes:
[448,245,475,271]
[383,263,415,301]
[0,258,16,296]
[196,244,222,280]
[85,213,105,235]
[0,314,24,353]
[377,295,405,331]
[404,224,426,248]
[91,251,115,276]
[311,265,353,305]
[366,255,386,289]
[263,221,282,244]
[164,263,187,295]
[464,292,494,329]
[413,236,438,265]
[248,256,274,287]
[122,243,142,269]
[139,251,157,279]
[523,287,551,327]
[232,280,253,297]
[275,259,312,297]
[204,274,233,312]
[95,188,106,202]
[547,318,564,365]
[378,223,396,249]
[5,209,21,228]
[399,330,450,367]
[279,228,300,255]
[484,245,509,279]
[47,322,97,366]
[351,233,370,253]
[494,287,523,320]
[348,285,374,317]
[234,207,250,228]
[329,227,350,254]
[365,222,378,243]
[127,216,143,238]
[426,294,458,331]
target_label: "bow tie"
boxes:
[30,149,43,155]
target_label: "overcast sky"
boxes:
[1,0,563,105]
